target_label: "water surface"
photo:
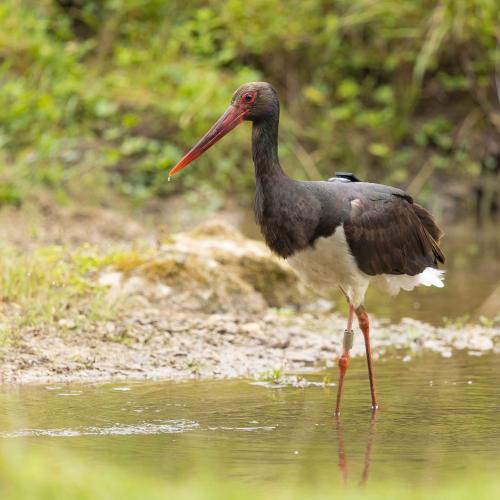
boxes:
[0,353,499,485]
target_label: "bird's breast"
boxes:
[286,225,368,295]
[254,181,322,258]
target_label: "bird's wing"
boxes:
[342,185,445,276]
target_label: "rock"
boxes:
[99,220,313,315]
[241,322,262,335]
[151,283,172,299]
[58,319,76,329]
[123,276,149,295]
[98,271,122,287]
[105,322,116,334]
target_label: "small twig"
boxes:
[405,157,434,196]
[455,109,482,144]
[461,51,500,134]
[495,38,500,105]
[284,132,323,180]
[475,284,500,318]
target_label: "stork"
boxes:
[169,82,445,415]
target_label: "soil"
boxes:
[0,201,498,384]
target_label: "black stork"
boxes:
[169,82,445,415]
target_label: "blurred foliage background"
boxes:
[0,0,499,216]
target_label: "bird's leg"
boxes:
[334,304,355,416]
[355,305,378,411]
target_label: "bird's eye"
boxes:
[242,92,255,104]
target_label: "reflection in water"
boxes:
[335,413,377,486]
[0,353,499,485]
[335,416,348,484]
[360,413,377,486]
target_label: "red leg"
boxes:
[335,304,354,416]
[356,306,378,411]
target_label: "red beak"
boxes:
[169,104,248,177]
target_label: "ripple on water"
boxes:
[0,420,199,438]
[207,426,276,432]
[251,378,336,389]
[56,391,82,397]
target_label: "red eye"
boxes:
[242,92,255,104]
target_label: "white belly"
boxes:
[286,226,370,307]
[286,225,444,307]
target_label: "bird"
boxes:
[169,82,445,415]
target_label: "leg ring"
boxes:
[343,329,354,351]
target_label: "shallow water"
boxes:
[1,353,499,485]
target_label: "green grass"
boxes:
[0,246,97,339]
[263,367,285,384]
[0,244,151,340]
[0,446,498,499]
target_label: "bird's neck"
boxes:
[251,116,285,180]
[252,114,303,257]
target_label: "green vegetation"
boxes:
[262,367,285,383]
[0,244,147,339]
[1,0,498,211]
[0,246,100,338]
[0,447,498,499]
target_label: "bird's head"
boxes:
[231,82,279,122]
[168,82,278,177]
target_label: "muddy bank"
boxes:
[1,307,498,384]
[0,220,498,384]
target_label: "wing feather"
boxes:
[343,192,445,276]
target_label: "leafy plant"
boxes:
[0,0,497,209]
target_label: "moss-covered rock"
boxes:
[104,220,313,314]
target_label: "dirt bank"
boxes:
[0,217,498,384]
[1,307,498,384]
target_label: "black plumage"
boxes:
[169,81,446,415]
[246,87,445,274]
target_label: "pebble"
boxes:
[58,319,76,329]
